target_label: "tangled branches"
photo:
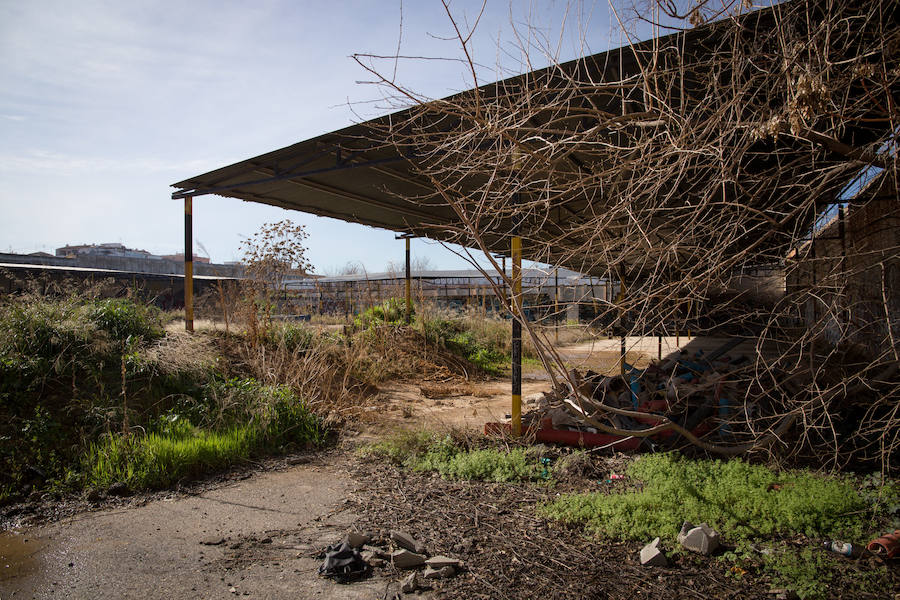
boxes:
[355,0,900,471]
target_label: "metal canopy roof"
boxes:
[172,1,896,278]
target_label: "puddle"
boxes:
[0,530,44,581]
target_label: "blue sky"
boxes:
[0,0,616,273]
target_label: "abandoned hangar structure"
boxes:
[172,0,897,438]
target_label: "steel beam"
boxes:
[172,155,405,199]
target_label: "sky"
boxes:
[0,0,621,274]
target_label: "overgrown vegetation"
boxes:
[0,285,328,503]
[422,316,522,374]
[541,453,899,599]
[85,381,324,490]
[0,275,523,503]
[354,297,408,328]
[362,430,541,482]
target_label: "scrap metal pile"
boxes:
[514,338,793,454]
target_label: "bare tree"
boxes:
[240,220,312,291]
[354,0,900,469]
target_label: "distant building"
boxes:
[56,242,159,260]
[4,243,241,279]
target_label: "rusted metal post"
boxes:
[511,235,523,437]
[405,237,412,324]
[184,196,194,333]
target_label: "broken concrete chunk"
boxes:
[677,521,694,541]
[390,530,426,554]
[401,573,418,593]
[422,567,439,580]
[343,531,371,549]
[639,537,668,567]
[391,549,427,569]
[421,565,452,579]
[361,551,385,568]
[677,521,721,555]
[424,555,461,569]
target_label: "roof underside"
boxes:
[172,1,898,278]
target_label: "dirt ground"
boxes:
[1,335,811,600]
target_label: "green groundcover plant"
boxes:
[541,453,899,599]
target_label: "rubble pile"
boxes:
[524,339,755,446]
[318,528,464,593]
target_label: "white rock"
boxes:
[639,537,668,567]
[677,521,720,555]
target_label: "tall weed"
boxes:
[86,382,325,490]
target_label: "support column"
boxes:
[554,267,559,344]
[618,278,626,380]
[184,196,194,333]
[511,235,523,437]
[405,237,412,324]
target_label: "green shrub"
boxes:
[89,298,164,342]
[423,318,507,373]
[355,298,409,328]
[0,291,332,502]
[0,296,162,401]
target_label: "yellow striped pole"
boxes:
[184,196,194,333]
[511,235,522,437]
[405,237,412,324]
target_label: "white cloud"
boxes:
[0,150,222,175]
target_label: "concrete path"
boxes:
[1,459,394,600]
